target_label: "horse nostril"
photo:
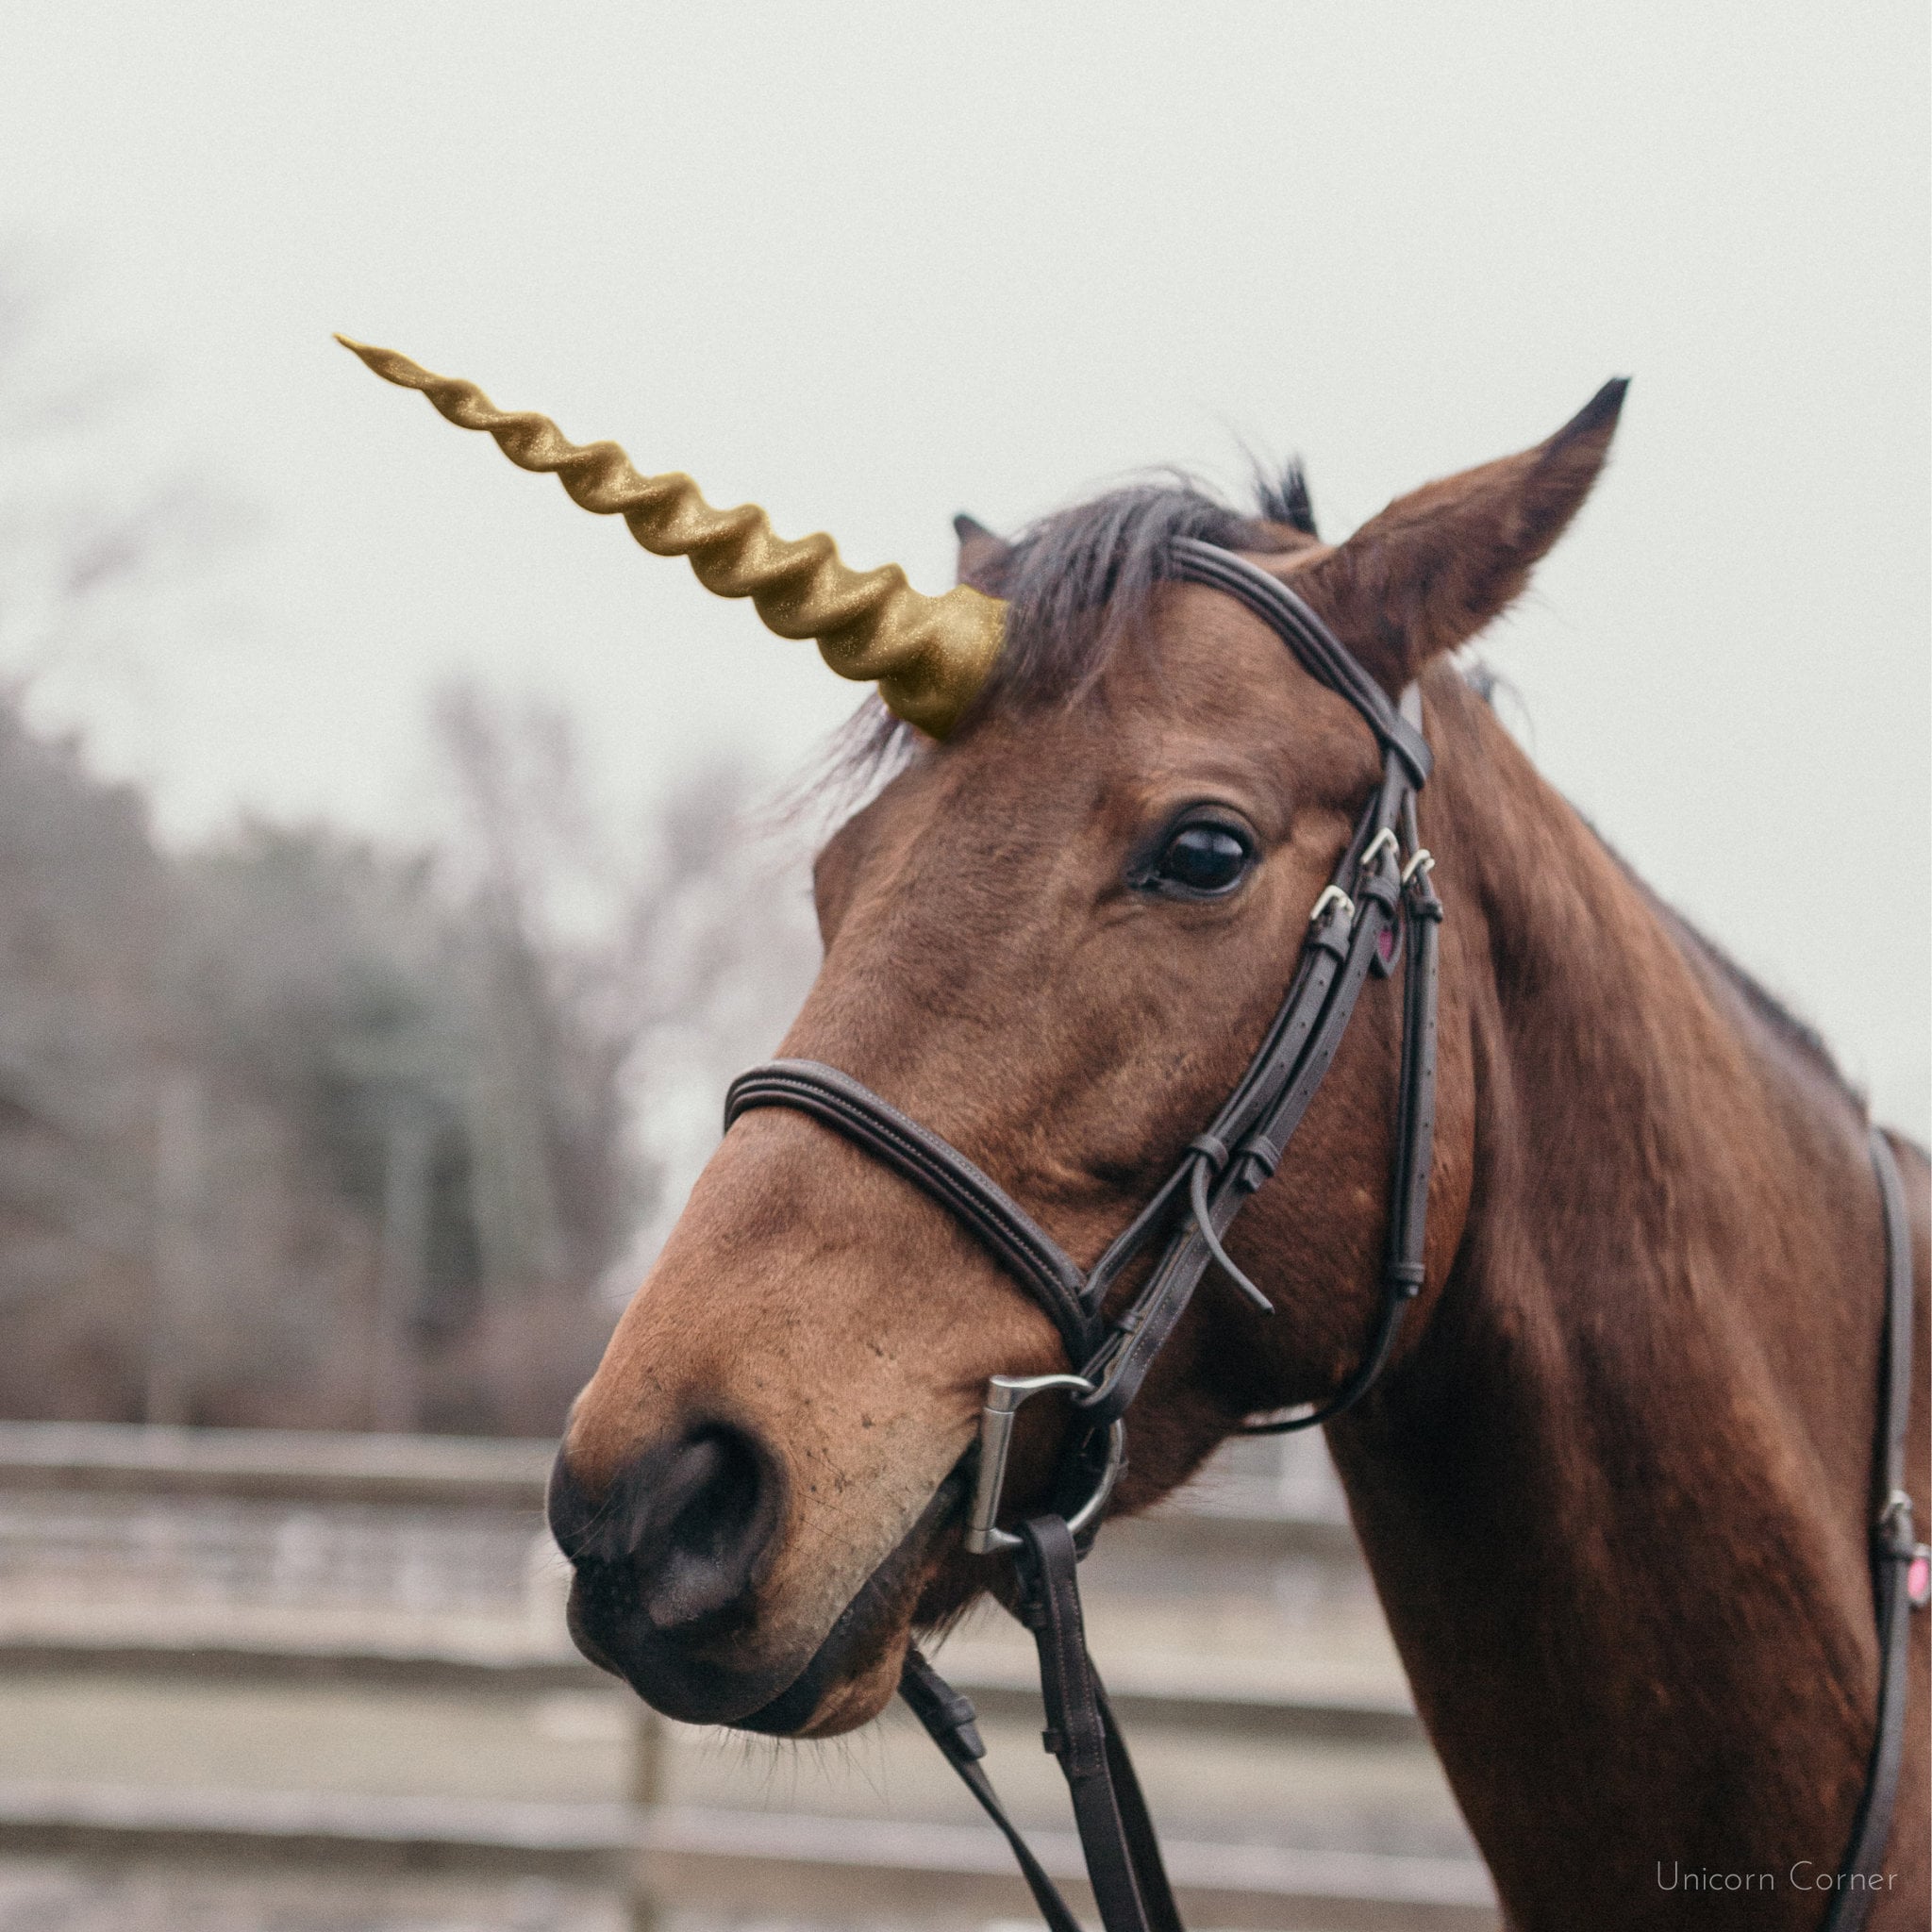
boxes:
[551,1421,782,1639]
[641,1425,770,1629]
[548,1422,779,1637]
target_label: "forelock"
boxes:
[808,466,1315,808]
[988,476,1300,708]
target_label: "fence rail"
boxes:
[0,1422,1489,1930]
[0,1422,558,1507]
[0,1785,1495,1931]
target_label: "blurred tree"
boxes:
[0,674,820,1435]
[0,252,241,706]
[0,255,824,1437]
[0,700,169,1420]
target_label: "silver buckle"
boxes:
[1357,827,1399,875]
[1307,885,1356,930]
[1879,1491,1931,1608]
[963,1373,1127,1556]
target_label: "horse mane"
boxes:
[1637,866,1857,1104]
[982,470,1316,707]
[803,474,1856,1118]
[805,469,1319,812]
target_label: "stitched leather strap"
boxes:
[1081,695,1438,1435]
[1243,797,1443,1436]
[1168,541,1432,788]
[1019,1517,1182,1932]
[724,1060,1099,1365]
[1385,792,1442,1296]
[902,1628,1180,1932]
[901,1647,1088,1932]
[1077,830,1400,1427]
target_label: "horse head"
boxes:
[343,340,1622,1737]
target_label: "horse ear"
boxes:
[954,513,1013,592]
[1294,379,1628,694]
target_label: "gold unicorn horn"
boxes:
[336,338,1004,738]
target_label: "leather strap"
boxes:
[724,1060,1098,1365]
[1243,796,1443,1436]
[902,1624,1180,1932]
[1083,724,1441,1439]
[1821,1129,1922,1930]
[1017,1517,1182,1932]
[1077,841,1401,1427]
[901,1646,1089,1932]
[1168,541,1432,788]
[1385,793,1442,1298]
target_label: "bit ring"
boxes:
[963,1374,1127,1556]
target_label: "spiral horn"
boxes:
[337,338,1005,738]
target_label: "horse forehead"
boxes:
[1139,584,1371,735]
[844,580,1370,887]
[974,598,1322,777]
[965,617,1364,808]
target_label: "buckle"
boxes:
[963,1373,1127,1556]
[1307,885,1355,930]
[1357,827,1399,877]
[1878,1491,1931,1608]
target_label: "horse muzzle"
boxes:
[548,1427,969,1733]
[547,1422,803,1724]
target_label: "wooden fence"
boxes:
[0,1422,1493,1931]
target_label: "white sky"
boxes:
[0,2,1925,1136]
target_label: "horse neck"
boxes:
[1328,670,1893,1924]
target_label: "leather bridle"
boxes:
[723,538,1924,1932]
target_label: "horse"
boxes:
[344,341,1927,1930]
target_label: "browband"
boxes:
[1167,539,1432,788]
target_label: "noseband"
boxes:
[723,539,1924,1932]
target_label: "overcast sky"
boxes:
[0,2,1925,1136]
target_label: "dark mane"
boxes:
[1253,458,1319,536]
[1667,905,1857,1102]
[805,467,1318,813]
[1588,821,1857,1104]
[987,473,1309,708]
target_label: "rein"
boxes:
[723,541,1924,1932]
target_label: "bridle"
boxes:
[723,539,1924,1932]
[724,540,1438,1932]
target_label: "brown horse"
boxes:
[344,344,1926,1928]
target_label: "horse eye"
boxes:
[1153,823,1254,895]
